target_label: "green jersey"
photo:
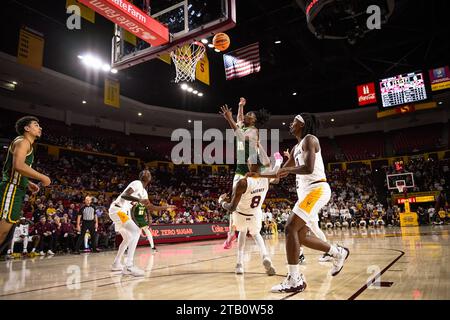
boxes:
[235,126,256,176]
[1,136,34,189]
[132,203,148,228]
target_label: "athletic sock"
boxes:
[288,264,299,278]
[327,244,339,258]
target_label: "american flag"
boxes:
[223,42,261,80]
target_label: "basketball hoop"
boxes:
[395,180,406,194]
[170,41,205,83]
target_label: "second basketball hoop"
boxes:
[170,41,206,83]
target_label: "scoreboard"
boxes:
[379,71,429,108]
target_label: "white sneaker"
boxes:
[39,251,45,256]
[262,256,276,276]
[22,250,28,255]
[47,250,55,255]
[330,246,350,276]
[111,262,124,271]
[271,273,307,293]
[122,265,145,277]
[235,263,244,275]
[319,253,333,262]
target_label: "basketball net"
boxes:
[170,41,205,83]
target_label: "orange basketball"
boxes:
[213,33,230,51]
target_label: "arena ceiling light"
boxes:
[214,48,220,53]
[331,118,335,122]
[180,83,203,97]
[12,81,18,85]
[138,112,142,116]
[275,40,281,44]
[292,92,297,96]
[82,100,87,104]
[201,39,209,44]
[207,44,214,48]
[78,54,117,74]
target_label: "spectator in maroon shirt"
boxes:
[33,216,55,256]
[60,217,76,253]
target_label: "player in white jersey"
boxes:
[283,147,333,264]
[256,114,350,293]
[219,155,278,276]
[109,170,176,277]
[7,218,39,256]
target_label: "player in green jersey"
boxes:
[220,98,271,249]
[0,116,51,254]
[131,202,157,252]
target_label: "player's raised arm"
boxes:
[146,202,176,212]
[220,179,247,212]
[12,139,50,186]
[237,97,246,125]
[220,105,247,141]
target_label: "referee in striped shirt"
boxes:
[74,196,99,253]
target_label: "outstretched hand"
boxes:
[276,167,290,178]
[220,105,233,120]
[218,193,229,204]
[283,149,290,158]
[238,97,246,108]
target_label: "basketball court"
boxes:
[1,225,448,300]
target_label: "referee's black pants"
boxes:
[75,221,97,252]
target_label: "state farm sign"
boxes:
[78,0,169,46]
[357,82,377,106]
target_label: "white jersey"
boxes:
[113,180,148,213]
[235,177,269,216]
[293,134,327,193]
[15,224,29,237]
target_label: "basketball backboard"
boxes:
[112,0,236,70]
[386,172,415,192]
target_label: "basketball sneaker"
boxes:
[319,253,333,262]
[330,246,350,276]
[262,256,276,276]
[122,265,145,277]
[47,250,55,256]
[235,263,244,275]
[111,261,124,271]
[223,233,237,249]
[271,273,307,293]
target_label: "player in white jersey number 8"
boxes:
[219,155,280,276]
